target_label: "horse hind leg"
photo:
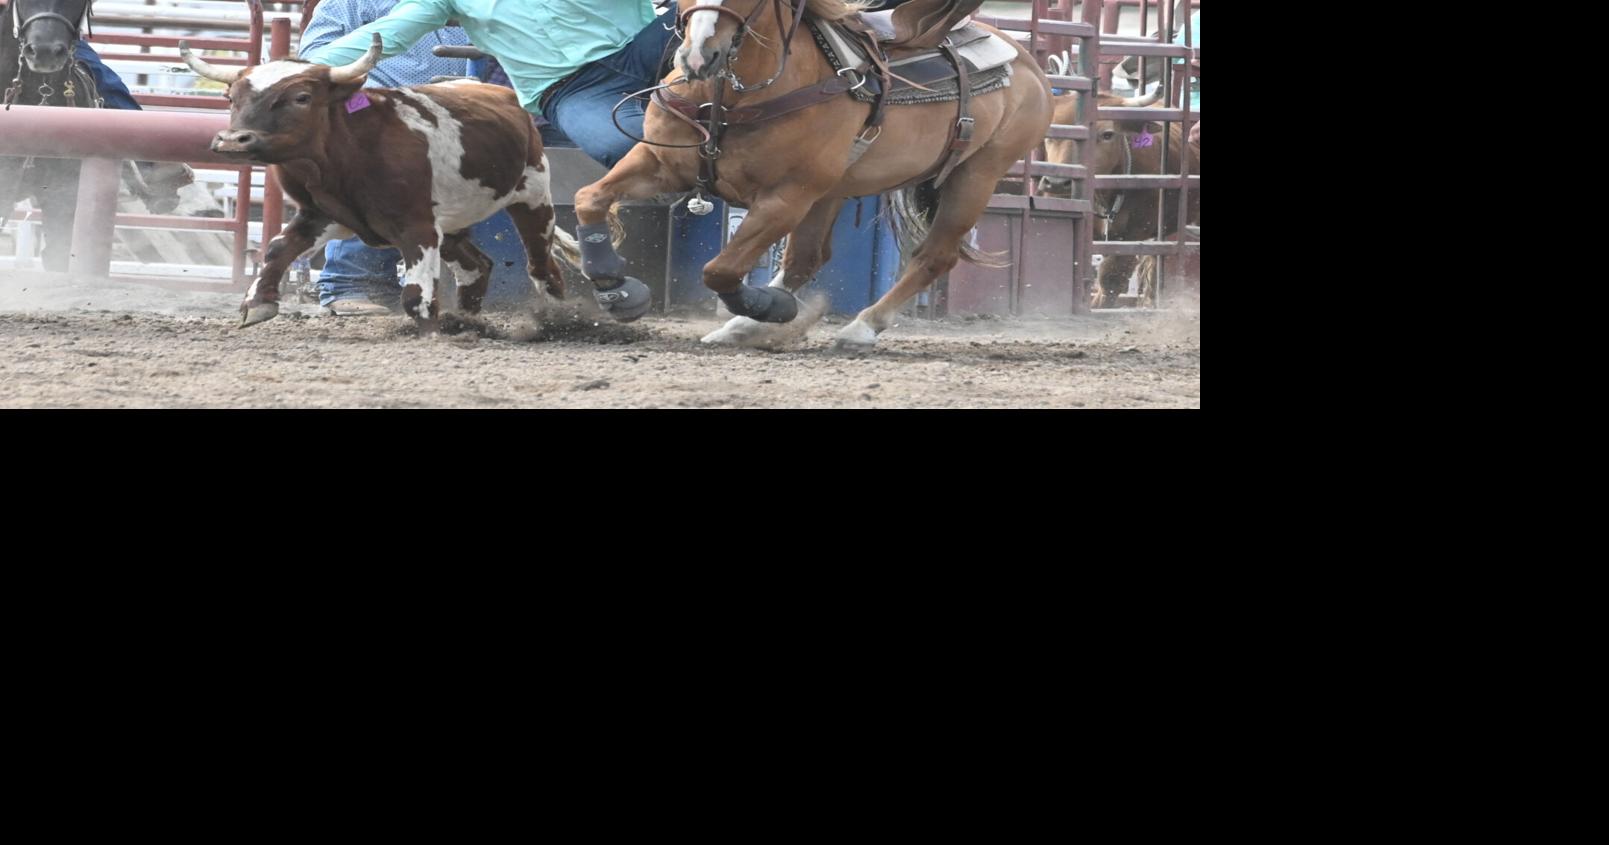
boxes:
[835,159,1015,351]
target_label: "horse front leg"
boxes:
[38,163,79,273]
[700,194,838,348]
[39,197,75,273]
[573,146,691,322]
[701,191,822,324]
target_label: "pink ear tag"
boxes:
[346,91,372,113]
[1132,131,1154,148]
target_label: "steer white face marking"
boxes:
[389,92,502,234]
[246,60,315,92]
[679,1,726,77]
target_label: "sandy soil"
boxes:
[0,274,1200,408]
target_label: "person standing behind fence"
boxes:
[1174,9,1198,146]
[298,0,475,316]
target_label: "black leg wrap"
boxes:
[577,221,624,283]
[718,284,798,324]
[594,276,653,322]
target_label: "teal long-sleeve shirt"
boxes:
[303,0,658,114]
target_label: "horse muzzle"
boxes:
[680,42,726,81]
[20,42,70,74]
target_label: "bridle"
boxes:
[609,0,812,149]
[9,0,92,43]
[5,1,96,109]
[610,0,889,212]
[675,0,808,93]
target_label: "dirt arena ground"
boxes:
[0,274,1200,408]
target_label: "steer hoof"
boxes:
[240,301,280,327]
[594,276,652,323]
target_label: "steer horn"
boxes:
[1120,88,1165,108]
[178,41,244,84]
[329,33,384,84]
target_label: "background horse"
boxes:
[572,0,1054,351]
[1,0,190,270]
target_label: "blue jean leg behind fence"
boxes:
[74,43,140,110]
[539,5,679,168]
[318,212,535,308]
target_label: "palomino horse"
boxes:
[571,0,1053,350]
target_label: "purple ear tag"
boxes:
[346,91,372,113]
[1132,131,1154,148]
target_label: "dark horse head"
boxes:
[6,0,92,75]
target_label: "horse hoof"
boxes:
[594,276,652,323]
[831,319,878,352]
[702,315,769,347]
[703,292,826,348]
[240,301,279,327]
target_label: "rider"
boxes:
[302,0,680,169]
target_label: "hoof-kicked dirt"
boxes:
[1,275,1200,408]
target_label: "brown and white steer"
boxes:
[1041,89,1199,308]
[180,35,577,327]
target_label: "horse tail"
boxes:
[884,179,1008,268]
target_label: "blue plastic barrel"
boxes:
[665,199,728,308]
[468,210,541,308]
[664,196,901,315]
[809,196,900,315]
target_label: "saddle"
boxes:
[865,0,985,51]
[810,18,1017,107]
[815,6,1019,186]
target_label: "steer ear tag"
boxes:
[346,91,372,113]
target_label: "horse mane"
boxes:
[804,0,874,23]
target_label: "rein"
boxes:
[610,0,889,211]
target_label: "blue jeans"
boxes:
[472,56,576,148]
[540,5,680,168]
[73,43,141,111]
[319,237,401,306]
[318,212,531,306]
